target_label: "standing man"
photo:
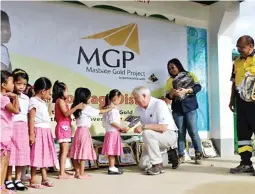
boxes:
[229,35,255,175]
[1,10,12,72]
[133,86,179,175]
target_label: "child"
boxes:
[29,77,57,188]
[102,89,129,175]
[52,80,84,179]
[1,11,12,72]
[1,70,19,194]
[69,87,112,179]
[5,69,30,191]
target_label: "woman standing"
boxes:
[165,58,203,164]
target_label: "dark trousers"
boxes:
[236,92,255,165]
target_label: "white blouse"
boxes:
[29,97,51,128]
[76,106,100,128]
[13,93,29,122]
[102,108,121,132]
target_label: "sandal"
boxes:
[4,181,15,191]
[75,174,90,179]
[29,183,45,189]
[58,174,74,179]
[41,180,54,187]
[14,180,28,191]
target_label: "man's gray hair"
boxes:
[132,86,151,97]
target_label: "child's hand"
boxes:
[77,102,85,110]
[120,127,129,133]
[6,92,17,99]
[29,134,35,145]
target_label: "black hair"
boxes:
[1,11,9,22]
[167,58,187,77]
[25,84,34,98]
[12,68,29,83]
[72,87,91,119]
[103,89,122,108]
[52,80,66,103]
[33,77,52,94]
[238,35,254,47]
[1,70,12,85]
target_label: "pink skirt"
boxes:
[9,121,30,166]
[55,121,72,143]
[30,127,57,168]
[102,131,123,156]
[69,127,96,160]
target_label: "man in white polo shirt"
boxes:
[133,86,179,175]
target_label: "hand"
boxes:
[120,127,129,133]
[29,134,35,145]
[170,89,177,98]
[176,88,188,97]
[77,102,85,110]
[134,125,143,134]
[6,92,17,99]
[164,98,171,105]
[229,100,235,112]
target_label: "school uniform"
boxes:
[9,93,30,166]
[29,97,57,168]
[69,106,98,161]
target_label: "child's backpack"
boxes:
[239,72,255,102]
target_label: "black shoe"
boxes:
[14,180,28,191]
[108,168,123,175]
[168,148,180,169]
[5,181,15,190]
[195,152,203,165]
[230,164,254,174]
[147,164,163,175]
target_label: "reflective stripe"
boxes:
[238,145,253,153]
[238,140,252,146]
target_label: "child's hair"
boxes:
[33,77,52,94]
[52,80,66,103]
[1,70,12,85]
[25,84,34,98]
[72,87,91,119]
[12,68,29,83]
[1,11,9,22]
[103,89,122,108]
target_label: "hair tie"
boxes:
[14,70,25,74]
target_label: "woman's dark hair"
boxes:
[103,89,122,108]
[12,68,29,83]
[52,80,66,103]
[1,70,12,85]
[1,11,9,22]
[33,77,52,94]
[72,87,91,119]
[167,58,187,77]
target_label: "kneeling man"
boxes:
[133,86,179,175]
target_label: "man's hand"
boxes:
[134,125,143,134]
[176,88,188,97]
[229,100,235,112]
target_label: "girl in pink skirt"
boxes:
[69,87,112,179]
[52,81,84,179]
[1,70,20,194]
[102,89,129,175]
[6,69,30,191]
[28,77,57,189]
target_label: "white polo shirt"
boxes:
[76,106,100,128]
[29,97,51,128]
[135,97,178,131]
[13,93,29,122]
[102,108,121,132]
